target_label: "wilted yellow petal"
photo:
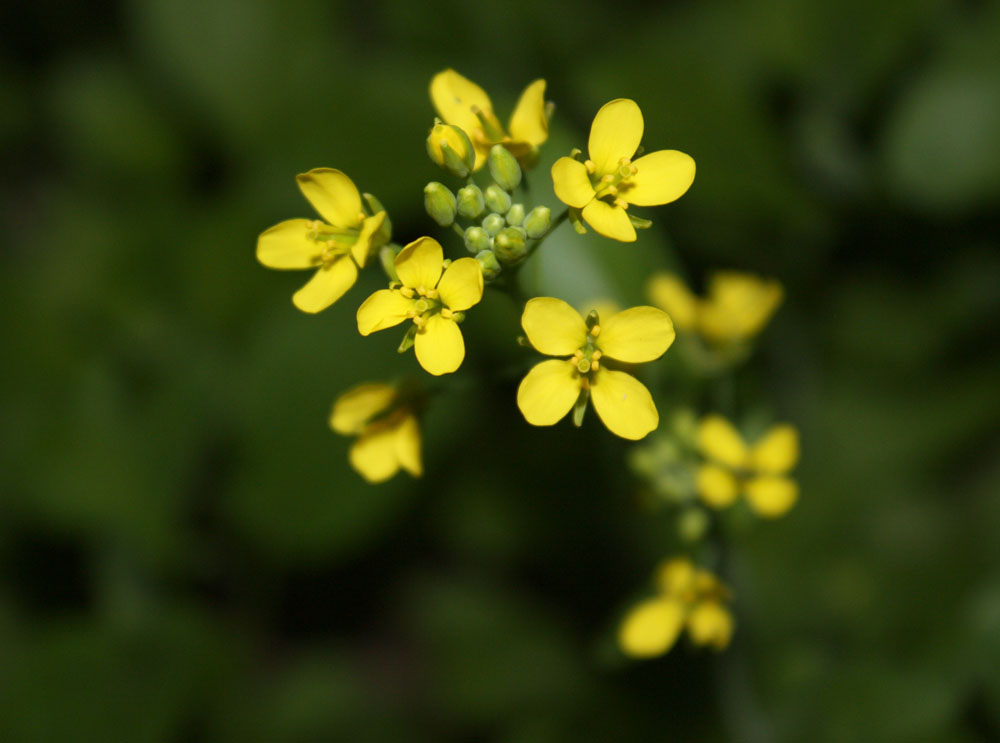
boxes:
[430,69,494,145]
[291,257,358,314]
[654,557,695,596]
[618,597,685,658]
[356,289,414,335]
[588,98,643,175]
[414,314,464,376]
[551,157,596,209]
[395,236,444,292]
[646,273,698,332]
[256,219,323,269]
[329,383,396,435]
[597,306,675,363]
[581,199,636,242]
[436,257,484,311]
[624,150,696,207]
[394,414,422,477]
[745,476,798,518]
[296,168,363,228]
[686,601,734,650]
[349,422,401,483]
[697,415,749,469]
[696,464,740,509]
[508,79,548,146]
[521,297,588,356]
[516,359,580,426]
[750,424,800,474]
[350,211,386,268]
[590,368,658,440]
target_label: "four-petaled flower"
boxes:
[517,298,675,440]
[330,382,421,483]
[430,68,548,171]
[551,99,695,242]
[357,237,483,376]
[618,557,734,659]
[257,168,388,313]
[696,414,800,518]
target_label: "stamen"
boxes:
[613,197,628,210]
[400,287,415,299]
[426,289,439,300]
[571,350,584,362]
[440,307,453,319]
[590,325,601,338]
[584,160,596,174]
[591,359,600,371]
[592,349,602,360]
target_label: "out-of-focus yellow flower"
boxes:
[329,382,421,483]
[517,298,674,440]
[551,99,695,242]
[696,414,800,518]
[647,271,783,344]
[619,557,733,658]
[257,168,388,313]
[430,69,548,171]
[357,237,483,376]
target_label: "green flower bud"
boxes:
[456,184,486,219]
[493,226,527,264]
[484,184,512,215]
[475,249,502,280]
[482,212,505,236]
[426,121,474,178]
[463,225,491,254]
[506,203,525,226]
[488,143,522,191]
[424,182,457,227]
[364,193,392,248]
[523,205,552,238]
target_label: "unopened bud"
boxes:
[484,184,512,214]
[506,203,525,226]
[463,226,490,254]
[364,193,392,248]
[488,143,522,191]
[493,227,527,264]
[482,212,505,236]
[426,121,474,178]
[475,249,502,280]
[424,182,457,227]
[456,184,485,219]
[523,206,551,238]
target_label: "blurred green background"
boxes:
[2,0,1000,740]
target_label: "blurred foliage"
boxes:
[2,0,999,740]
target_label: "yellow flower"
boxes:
[357,237,483,376]
[695,414,800,518]
[647,271,783,344]
[550,99,695,242]
[329,382,422,483]
[430,69,548,171]
[618,557,734,658]
[257,168,388,313]
[516,298,675,440]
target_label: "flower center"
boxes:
[306,219,358,265]
[570,316,604,384]
[586,157,638,209]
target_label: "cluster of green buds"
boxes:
[425,138,553,283]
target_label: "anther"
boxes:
[613,197,628,210]
[426,289,439,300]
[590,325,601,338]
[440,308,453,319]
[571,350,584,362]
[592,349,602,360]
[400,287,415,298]
[584,160,596,174]
[591,360,600,371]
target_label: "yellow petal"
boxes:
[686,601,734,650]
[750,424,800,474]
[745,476,798,518]
[350,211,386,268]
[356,289,414,335]
[696,415,749,469]
[256,219,323,269]
[430,69,493,146]
[395,236,444,292]
[349,423,401,483]
[700,272,783,342]
[588,98,643,175]
[589,368,658,440]
[295,168,363,228]
[521,297,588,356]
[292,256,358,314]
[508,79,548,146]
[654,557,695,596]
[329,382,396,435]
[436,257,483,311]
[414,314,464,376]
[581,199,636,242]
[394,413,422,477]
[646,273,698,332]
[618,597,685,659]
[516,359,580,426]
[696,464,740,509]
[623,150,696,207]
[597,306,675,363]
[551,157,596,209]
